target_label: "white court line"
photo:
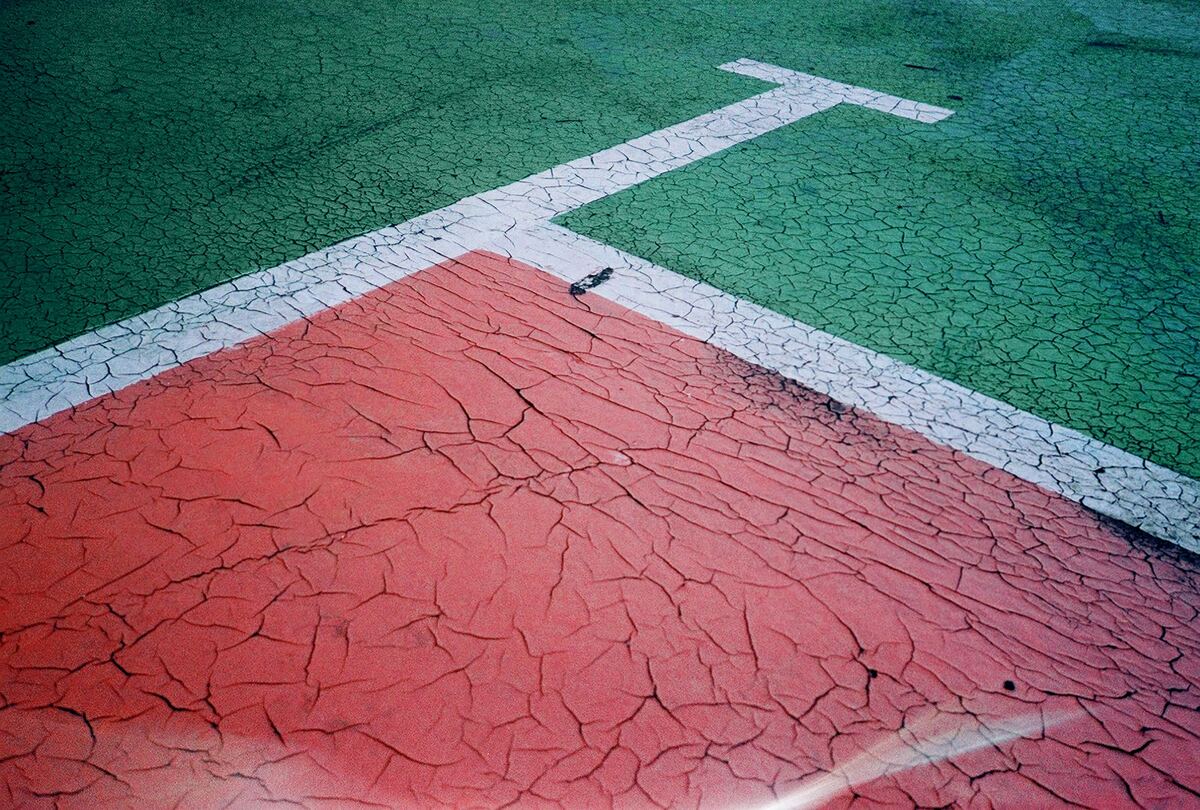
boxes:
[1,60,1196,551]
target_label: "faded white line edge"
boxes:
[1,59,1196,551]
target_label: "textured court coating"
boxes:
[2,254,1197,807]
[5,2,1198,489]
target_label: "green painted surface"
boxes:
[2,0,1197,476]
[0,0,761,362]
[560,3,1200,478]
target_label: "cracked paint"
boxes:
[2,252,1198,807]
[2,58,1192,548]
[558,43,1200,482]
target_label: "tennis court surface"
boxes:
[2,1,1198,807]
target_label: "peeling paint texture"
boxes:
[2,254,1197,807]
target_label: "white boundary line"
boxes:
[2,60,1196,550]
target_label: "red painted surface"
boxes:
[1,251,1197,808]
